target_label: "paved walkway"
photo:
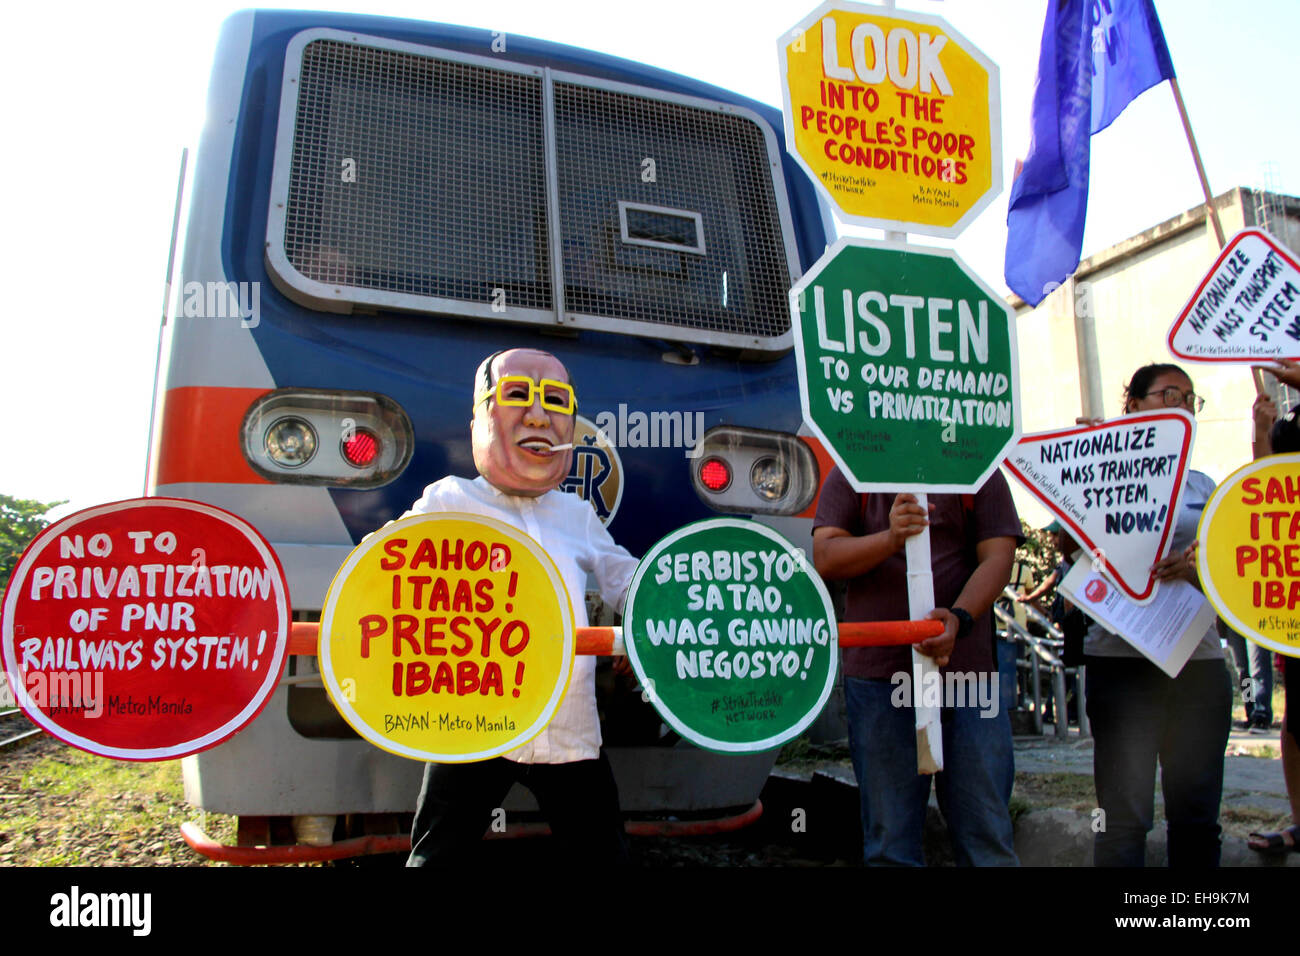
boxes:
[1010,727,1298,866]
[1015,727,1293,814]
[780,726,1297,866]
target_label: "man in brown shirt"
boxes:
[813,466,1021,865]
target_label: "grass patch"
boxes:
[775,738,850,765]
[1221,806,1291,828]
[1253,745,1280,760]
[22,748,182,801]
[2,742,235,866]
[1219,806,1296,843]
[1007,794,1033,824]
[1013,771,1095,812]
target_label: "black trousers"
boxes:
[1085,656,1232,867]
[406,752,628,866]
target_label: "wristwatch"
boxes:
[950,607,974,640]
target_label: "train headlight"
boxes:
[750,456,789,501]
[241,390,412,487]
[265,417,318,468]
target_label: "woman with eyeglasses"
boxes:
[1084,363,1232,867]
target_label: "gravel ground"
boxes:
[0,724,220,867]
[1,727,824,867]
[4,723,1290,867]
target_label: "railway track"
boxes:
[0,676,42,750]
[0,721,42,750]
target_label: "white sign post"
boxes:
[785,1,1011,773]
[790,240,1021,772]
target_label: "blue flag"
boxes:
[1005,0,1175,306]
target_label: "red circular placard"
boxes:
[1,498,290,760]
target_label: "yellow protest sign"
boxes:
[779,2,1001,237]
[319,513,574,760]
[1198,454,1300,657]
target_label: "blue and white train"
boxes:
[152,9,834,859]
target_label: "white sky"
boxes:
[2,0,1295,518]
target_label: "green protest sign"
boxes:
[791,237,1021,492]
[622,519,837,753]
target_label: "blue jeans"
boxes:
[1223,624,1273,724]
[1085,657,1232,867]
[844,675,1018,866]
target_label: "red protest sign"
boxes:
[1003,411,1195,603]
[1,498,290,760]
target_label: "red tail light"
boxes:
[342,429,379,467]
[699,457,732,492]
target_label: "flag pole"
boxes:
[1168,78,1224,249]
[1164,80,1270,396]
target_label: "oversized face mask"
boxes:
[471,350,576,497]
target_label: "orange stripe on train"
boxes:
[156,386,272,486]
[796,435,835,519]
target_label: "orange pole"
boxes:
[838,619,943,646]
[288,618,941,657]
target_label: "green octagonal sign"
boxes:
[791,237,1021,491]
[623,519,837,753]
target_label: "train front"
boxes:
[151,10,832,857]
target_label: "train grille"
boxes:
[554,81,792,340]
[268,31,796,350]
[282,39,551,311]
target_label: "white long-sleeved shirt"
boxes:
[400,475,639,762]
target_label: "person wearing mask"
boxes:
[401,348,639,866]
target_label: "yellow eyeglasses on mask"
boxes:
[475,375,576,415]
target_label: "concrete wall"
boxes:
[1007,188,1300,526]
